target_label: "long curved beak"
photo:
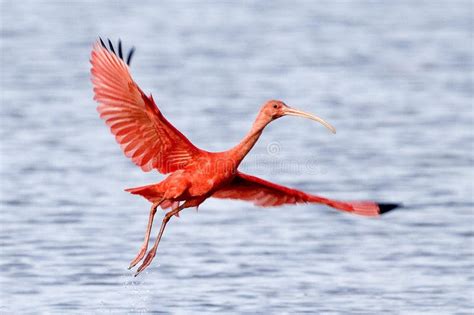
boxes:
[283,107,336,134]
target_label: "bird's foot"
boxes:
[128,246,147,270]
[134,247,157,276]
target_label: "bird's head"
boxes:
[260,100,336,134]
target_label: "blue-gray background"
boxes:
[1,1,473,314]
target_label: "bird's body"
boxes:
[126,153,235,205]
[90,39,398,276]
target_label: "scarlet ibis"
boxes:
[90,39,398,276]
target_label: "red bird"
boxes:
[90,39,398,276]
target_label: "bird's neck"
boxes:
[228,114,270,168]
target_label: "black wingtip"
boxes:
[98,37,136,66]
[107,39,115,54]
[378,203,400,215]
[126,47,135,66]
[118,39,123,59]
[99,37,107,49]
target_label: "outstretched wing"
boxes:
[212,172,397,216]
[90,39,202,173]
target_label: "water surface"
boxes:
[1,1,473,313]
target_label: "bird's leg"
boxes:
[134,202,187,276]
[128,199,163,269]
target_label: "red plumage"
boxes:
[91,43,201,173]
[90,39,397,276]
[213,172,381,216]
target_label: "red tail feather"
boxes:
[125,184,162,203]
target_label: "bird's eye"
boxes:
[273,104,278,109]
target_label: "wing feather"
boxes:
[90,40,203,173]
[212,172,385,217]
